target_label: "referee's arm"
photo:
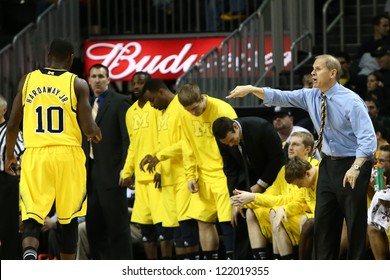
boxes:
[5,76,25,175]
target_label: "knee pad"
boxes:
[59,218,78,254]
[22,219,42,240]
[179,219,199,247]
[172,227,185,247]
[140,224,158,243]
[155,223,174,241]
[219,222,234,252]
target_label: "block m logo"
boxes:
[158,114,169,131]
[133,112,149,130]
[192,120,212,137]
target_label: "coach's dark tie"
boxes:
[313,92,326,155]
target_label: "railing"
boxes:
[176,0,274,108]
[85,0,263,35]
[12,23,36,83]
[290,31,313,90]
[0,43,13,106]
[176,0,315,107]
[322,0,380,54]
[0,0,79,113]
[3,0,381,112]
[323,0,344,54]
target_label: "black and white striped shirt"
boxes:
[0,122,25,172]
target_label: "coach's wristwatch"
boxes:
[352,163,361,171]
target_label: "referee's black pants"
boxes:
[0,171,20,259]
[313,156,371,259]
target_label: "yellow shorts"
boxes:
[20,146,87,224]
[252,206,272,242]
[281,214,302,247]
[253,206,305,246]
[186,177,232,223]
[161,181,191,227]
[131,180,163,225]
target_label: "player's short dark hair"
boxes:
[132,71,151,81]
[143,79,169,94]
[285,156,312,184]
[177,83,203,107]
[48,39,74,60]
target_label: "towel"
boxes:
[367,189,390,232]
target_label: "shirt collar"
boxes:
[93,89,109,104]
[322,82,339,100]
[233,119,243,142]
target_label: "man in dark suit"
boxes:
[83,63,133,259]
[212,116,285,259]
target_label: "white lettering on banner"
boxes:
[86,42,198,79]
[201,51,291,73]
[86,41,292,79]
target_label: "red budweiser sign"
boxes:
[84,38,225,80]
[84,36,291,81]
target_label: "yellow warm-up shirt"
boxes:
[155,95,186,186]
[22,68,81,147]
[180,95,237,182]
[302,169,318,219]
[248,158,320,217]
[122,101,159,182]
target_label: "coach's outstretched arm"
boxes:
[226,85,265,100]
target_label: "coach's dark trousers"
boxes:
[313,155,371,259]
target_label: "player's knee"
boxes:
[59,218,78,254]
[140,224,158,243]
[155,223,174,241]
[22,219,42,240]
[179,219,199,247]
[172,226,185,247]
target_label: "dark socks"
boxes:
[203,250,218,260]
[252,248,268,260]
[280,254,294,260]
[225,251,234,260]
[187,252,200,260]
[23,246,38,260]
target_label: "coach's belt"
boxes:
[321,153,354,160]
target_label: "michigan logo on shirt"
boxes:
[133,112,150,130]
[192,120,213,137]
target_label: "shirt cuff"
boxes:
[257,179,269,189]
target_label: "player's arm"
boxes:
[74,77,102,142]
[5,75,25,175]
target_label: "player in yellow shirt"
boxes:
[284,156,319,257]
[5,39,101,260]
[232,131,318,259]
[139,79,200,259]
[120,74,174,259]
[177,83,237,260]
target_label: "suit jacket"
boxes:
[218,116,285,194]
[82,91,132,190]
